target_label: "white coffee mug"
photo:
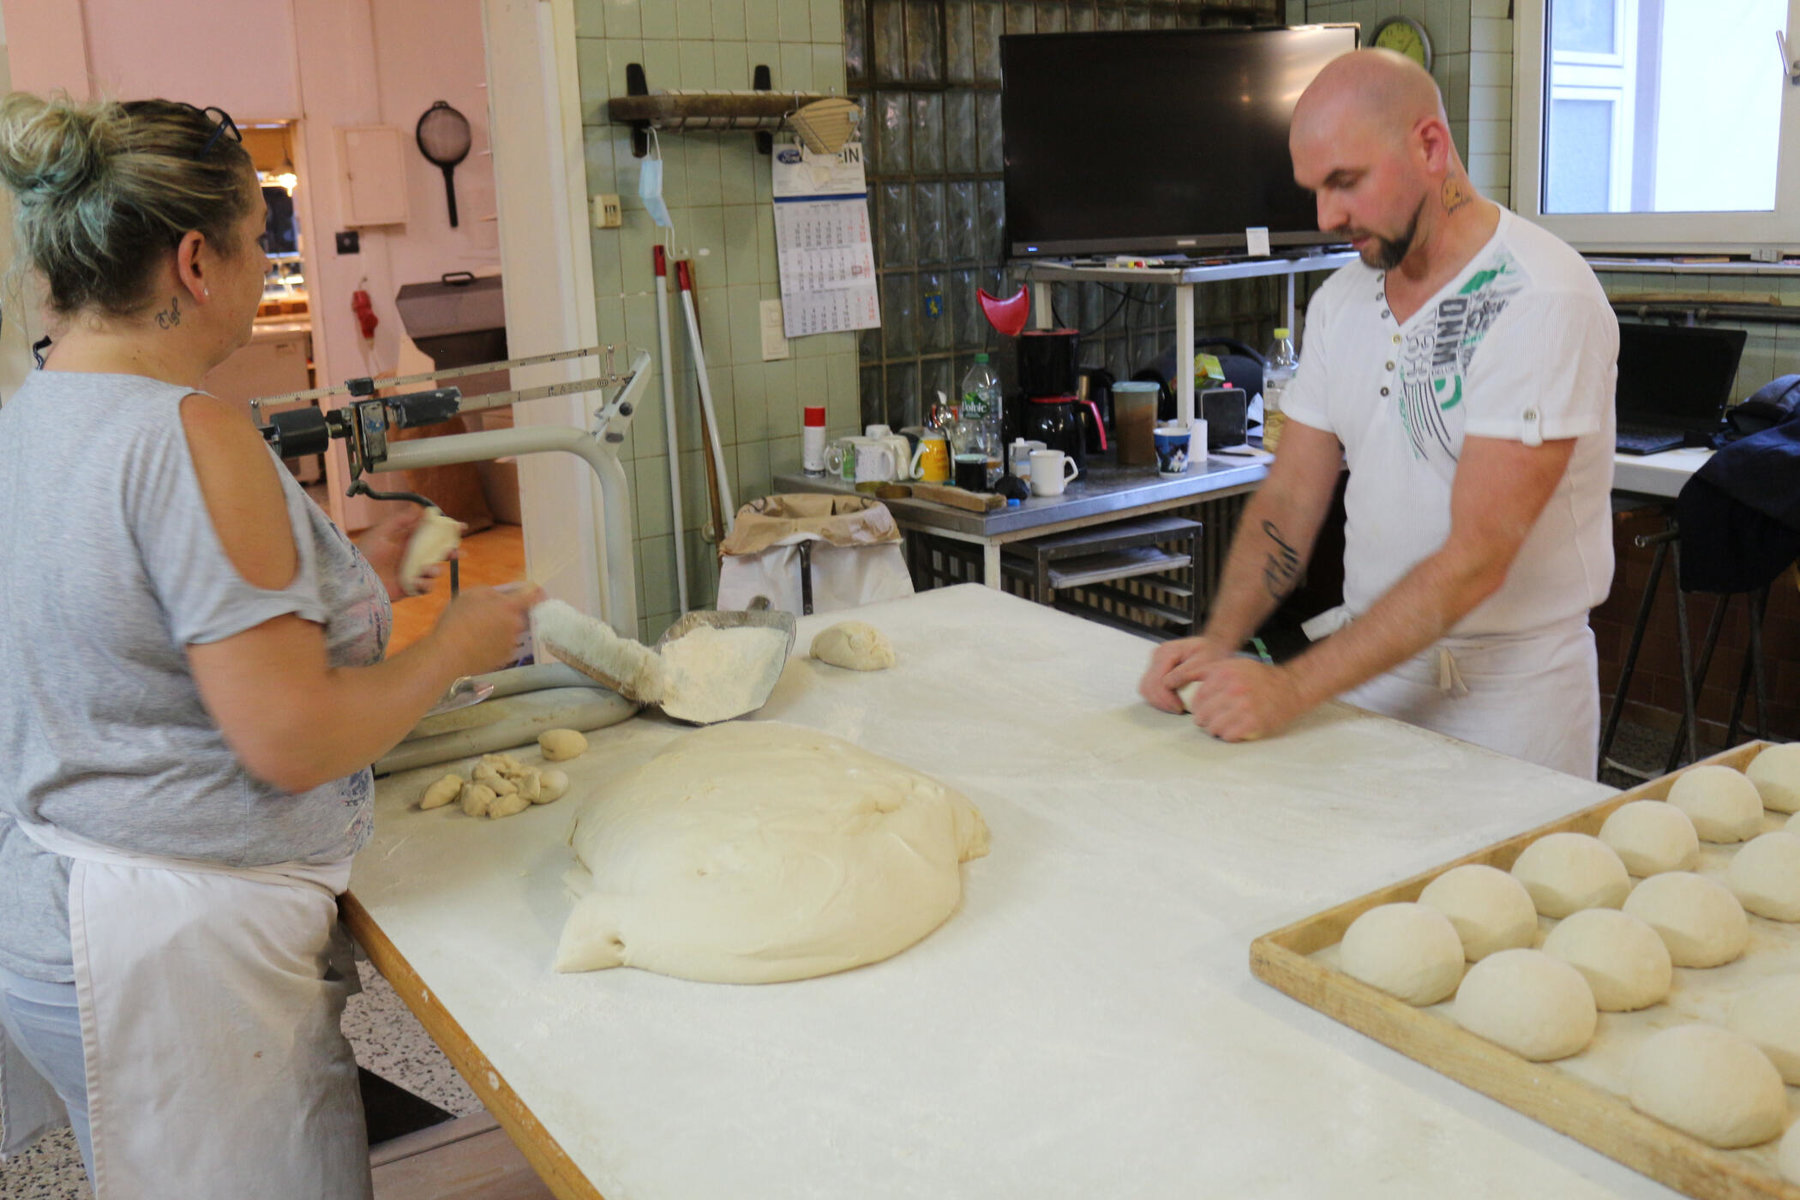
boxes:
[825,437,898,483]
[1029,449,1079,496]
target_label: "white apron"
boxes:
[1304,607,1601,779]
[3,819,371,1199]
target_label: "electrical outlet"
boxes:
[593,194,623,229]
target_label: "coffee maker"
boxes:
[1015,329,1105,481]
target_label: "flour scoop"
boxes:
[534,600,796,726]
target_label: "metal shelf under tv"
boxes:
[1013,250,1358,426]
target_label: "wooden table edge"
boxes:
[341,891,606,1200]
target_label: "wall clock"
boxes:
[1370,16,1433,72]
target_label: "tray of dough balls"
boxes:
[1250,741,1800,1200]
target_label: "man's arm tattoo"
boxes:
[1261,520,1301,600]
[155,295,182,329]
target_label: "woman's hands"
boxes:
[355,504,460,601]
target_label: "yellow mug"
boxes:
[914,430,950,482]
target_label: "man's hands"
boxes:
[1138,633,1233,712]
[1140,636,1309,741]
[1175,657,1309,742]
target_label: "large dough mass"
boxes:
[555,722,989,982]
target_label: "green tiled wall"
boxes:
[575,0,858,641]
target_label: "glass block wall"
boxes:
[847,0,1293,430]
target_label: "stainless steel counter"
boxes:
[774,451,1270,583]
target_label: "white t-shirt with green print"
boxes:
[1281,207,1618,636]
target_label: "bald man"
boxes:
[1139,49,1617,777]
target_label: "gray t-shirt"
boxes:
[0,371,389,981]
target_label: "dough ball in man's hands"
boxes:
[810,621,896,671]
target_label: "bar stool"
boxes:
[1599,515,1777,777]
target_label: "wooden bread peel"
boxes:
[876,483,1006,513]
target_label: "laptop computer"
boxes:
[1614,323,1747,455]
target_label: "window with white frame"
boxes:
[1514,0,1800,254]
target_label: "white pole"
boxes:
[675,261,735,536]
[653,246,689,611]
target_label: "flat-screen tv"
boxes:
[1001,25,1359,258]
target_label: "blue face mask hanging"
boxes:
[639,151,672,228]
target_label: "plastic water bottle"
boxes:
[959,353,1004,483]
[1261,328,1298,452]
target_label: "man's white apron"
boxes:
[1305,607,1600,779]
[1,819,370,1199]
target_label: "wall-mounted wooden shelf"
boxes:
[608,63,836,156]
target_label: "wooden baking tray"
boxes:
[1250,741,1799,1200]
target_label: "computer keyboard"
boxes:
[1614,428,1684,456]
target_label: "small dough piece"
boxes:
[1746,742,1800,813]
[1622,871,1748,968]
[516,772,542,803]
[539,728,588,762]
[1598,800,1699,877]
[472,763,505,786]
[1540,908,1672,1011]
[1453,948,1596,1061]
[399,506,461,596]
[488,776,518,797]
[488,790,531,819]
[536,768,569,804]
[555,722,989,982]
[1725,830,1800,921]
[459,782,496,818]
[1726,974,1800,1084]
[1418,864,1538,961]
[1510,833,1630,918]
[1781,1118,1800,1186]
[1338,903,1464,1005]
[1666,764,1764,843]
[1628,1024,1787,1148]
[1177,680,1201,714]
[419,774,463,811]
[810,621,896,671]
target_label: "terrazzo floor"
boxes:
[0,719,1744,1197]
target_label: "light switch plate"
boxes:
[760,299,791,361]
[592,194,623,228]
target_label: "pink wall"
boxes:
[3,0,501,528]
[81,0,301,117]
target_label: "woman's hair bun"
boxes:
[0,92,119,201]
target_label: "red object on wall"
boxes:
[977,285,1031,338]
[351,289,379,339]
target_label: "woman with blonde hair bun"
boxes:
[0,94,539,1198]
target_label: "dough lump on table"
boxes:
[1725,830,1800,921]
[1781,1120,1800,1186]
[555,722,990,983]
[1598,800,1699,877]
[1417,864,1537,961]
[1509,832,1629,918]
[1628,1024,1787,1149]
[1539,908,1670,1012]
[1621,871,1748,968]
[810,621,896,671]
[1666,764,1764,843]
[1746,742,1800,814]
[1337,903,1464,1005]
[1453,948,1596,1061]
[539,728,588,761]
[1726,974,1800,1084]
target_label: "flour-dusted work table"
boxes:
[775,452,1270,588]
[342,584,1696,1200]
